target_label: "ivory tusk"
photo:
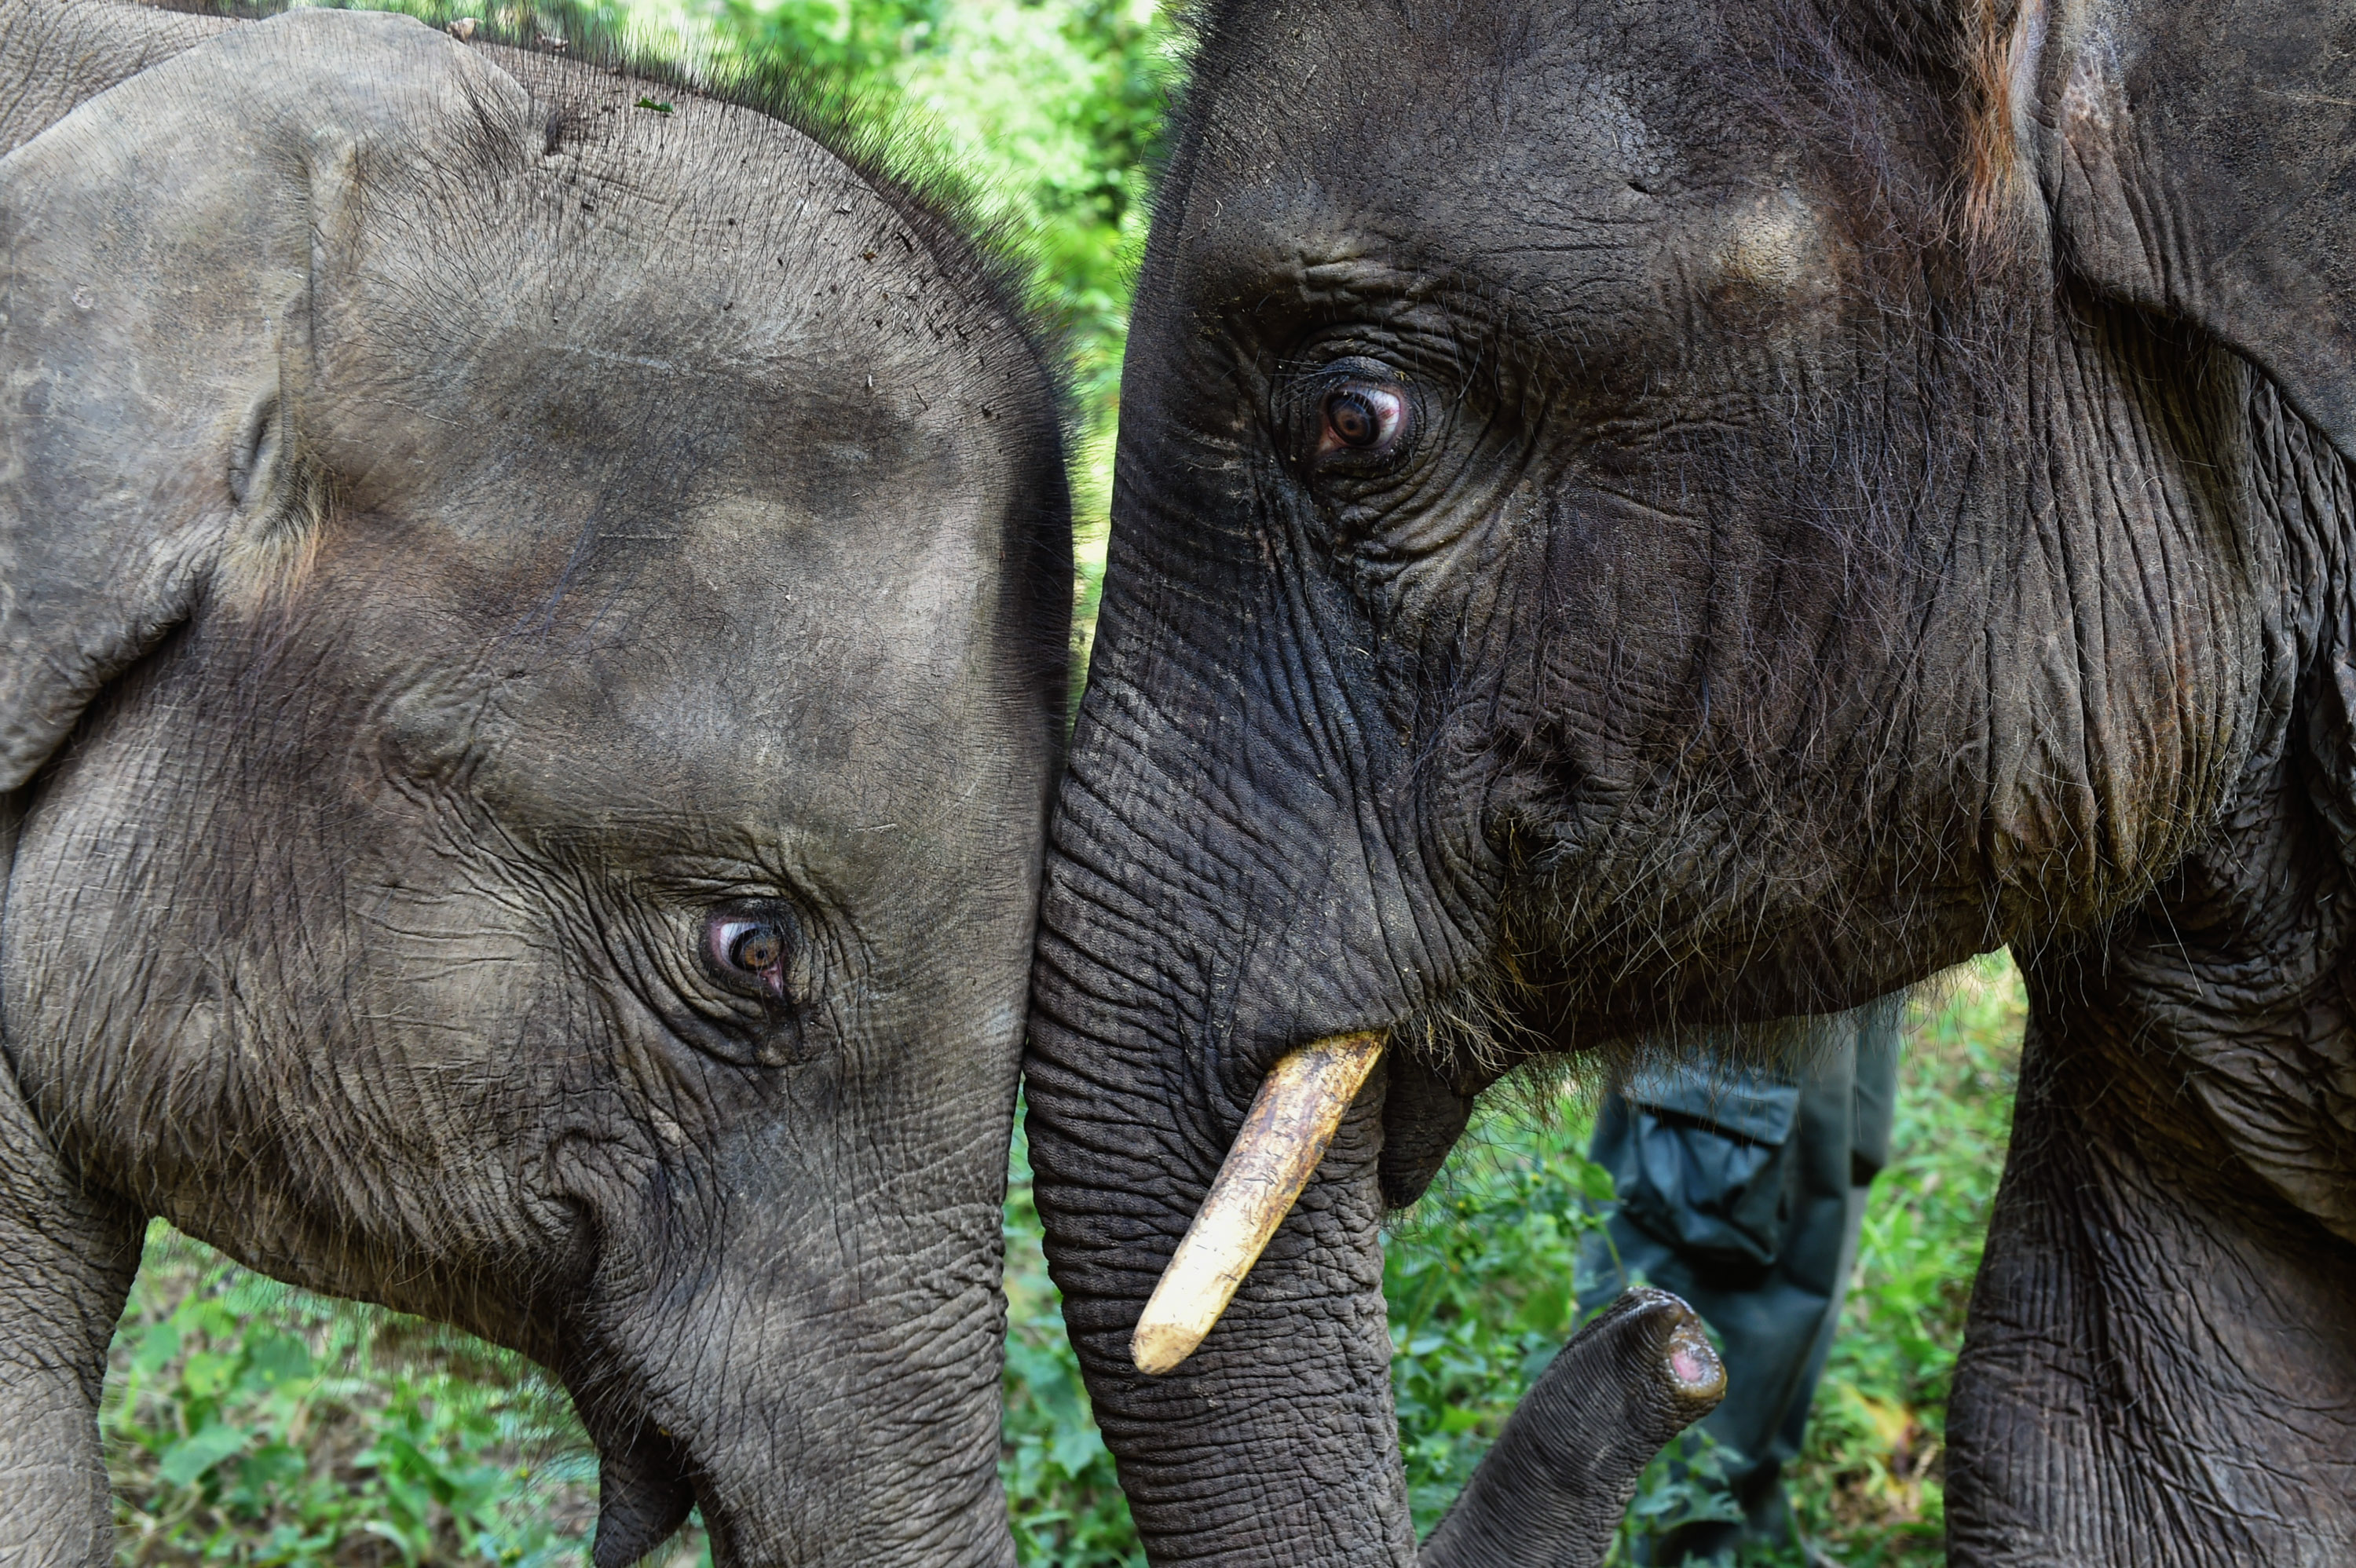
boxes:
[1131,1032,1385,1376]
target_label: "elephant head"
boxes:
[0,7,1069,1562]
[1029,0,2356,1560]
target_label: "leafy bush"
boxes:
[1385,1124,1620,1530]
[105,1234,607,1566]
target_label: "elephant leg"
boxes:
[1947,1017,2356,1566]
[0,1051,141,1566]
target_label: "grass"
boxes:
[104,1237,610,1566]
[95,954,2022,1565]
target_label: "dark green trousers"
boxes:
[1578,998,1904,1563]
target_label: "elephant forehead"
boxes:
[276,45,1064,861]
[305,102,1043,518]
[1170,0,1828,333]
[331,310,1018,553]
[547,492,1030,777]
[337,456,1048,857]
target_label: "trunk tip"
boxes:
[1663,1307,1725,1401]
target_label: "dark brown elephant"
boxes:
[1026,0,2356,1561]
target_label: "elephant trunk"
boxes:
[1030,943,1726,1567]
[1034,524,1472,1556]
[1030,358,1725,1555]
[1421,1288,1727,1568]
[1026,999,1418,1564]
[572,1289,1019,1568]
[544,1120,1021,1568]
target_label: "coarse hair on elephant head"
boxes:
[1026,0,2356,1562]
[0,4,1072,1563]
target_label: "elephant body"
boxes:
[1,5,1071,1561]
[2,6,1732,1563]
[1030,0,2356,1561]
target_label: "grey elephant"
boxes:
[0,4,1071,1561]
[2,5,1729,1564]
[1026,0,2356,1562]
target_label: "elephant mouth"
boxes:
[591,1410,701,1568]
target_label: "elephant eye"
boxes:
[706,913,793,1001]
[1322,388,1396,451]
[1301,369,1414,472]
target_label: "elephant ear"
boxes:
[0,7,538,791]
[2030,0,2356,457]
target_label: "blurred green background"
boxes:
[93,4,2024,1563]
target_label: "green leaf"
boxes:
[243,1331,313,1390]
[158,1420,249,1486]
[130,1319,181,1377]
[1510,1281,1571,1337]
[181,1347,236,1399]
[1048,1422,1106,1479]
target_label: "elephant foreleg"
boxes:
[0,1052,141,1566]
[1946,1010,2356,1566]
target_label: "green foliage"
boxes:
[1001,1119,1145,1567]
[1380,1107,1749,1563]
[106,1229,613,1566]
[711,0,944,85]
[1782,955,2025,1566]
[1384,1117,1619,1530]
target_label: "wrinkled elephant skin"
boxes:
[0,5,1069,1563]
[1028,0,2356,1563]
